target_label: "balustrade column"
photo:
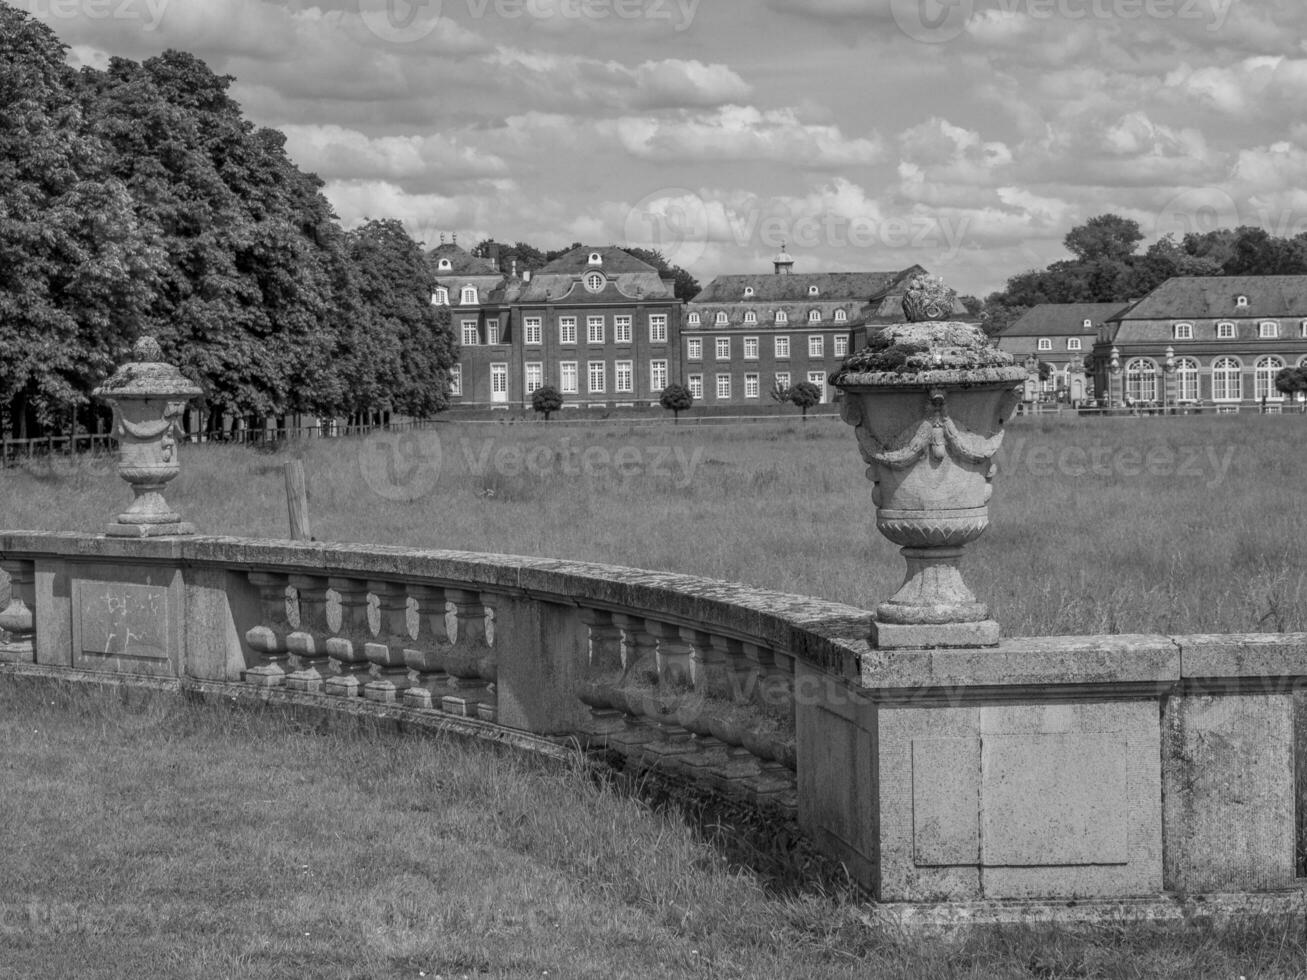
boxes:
[243,571,293,687]
[323,578,374,697]
[0,559,35,663]
[442,590,497,720]
[684,627,732,700]
[576,608,627,736]
[364,581,415,703]
[285,574,333,693]
[401,584,452,710]
[645,621,692,689]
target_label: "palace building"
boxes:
[994,303,1128,404]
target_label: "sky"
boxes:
[16,0,1307,296]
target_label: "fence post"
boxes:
[284,459,312,541]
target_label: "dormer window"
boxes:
[833,310,847,323]
[585,272,605,292]
[460,286,478,305]
[1037,338,1052,351]
[1082,318,1092,329]
[715,311,728,326]
[1173,323,1193,340]
[1301,320,1307,338]
[1216,322,1236,339]
[1236,295,1248,308]
[808,309,821,323]
[438,258,452,271]
[744,311,757,324]
[588,251,603,266]
[1067,338,1082,351]
[688,312,700,326]
[775,310,788,325]
[743,286,754,297]
[432,287,449,306]
[808,285,819,297]
[1259,320,1279,338]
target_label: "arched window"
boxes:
[1216,322,1236,339]
[438,258,452,271]
[1037,338,1052,351]
[1256,355,1286,400]
[432,287,449,306]
[833,309,847,323]
[588,252,603,266]
[1175,357,1200,402]
[775,310,788,325]
[1212,356,1242,401]
[1236,295,1248,308]
[688,312,700,326]
[1259,321,1279,339]
[744,311,757,324]
[808,309,821,323]
[460,286,478,305]
[808,285,819,297]
[1125,358,1158,402]
[715,311,728,326]
[743,286,754,297]
[1173,322,1193,340]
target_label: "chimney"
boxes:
[487,241,501,271]
[511,258,518,278]
[523,269,532,283]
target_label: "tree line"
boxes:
[0,5,456,439]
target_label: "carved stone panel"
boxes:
[71,566,182,677]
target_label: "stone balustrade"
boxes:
[1,530,1304,923]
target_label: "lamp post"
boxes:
[1163,345,1176,415]
[1108,345,1122,409]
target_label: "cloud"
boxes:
[280,124,508,182]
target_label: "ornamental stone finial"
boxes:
[901,274,957,323]
[93,336,202,537]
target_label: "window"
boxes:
[559,317,577,345]
[808,285,819,296]
[716,374,731,399]
[1212,356,1241,401]
[615,360,633,393]
[1067,338,1082,351]
[614,316,632,344]
[588,251,603,265]
[432,287,449,306]
[687,375,703,400]
[1173,323,1193,340]
[490,363,507,397]
[1082,318,1092,329]
[688,312,700,326]
[775,310,788,325]
[687,338,702,361]
[585,272,604,292]
[1256,356,1285,399]
[744,286,754,297]
[744,337,759,360]
[834,309,847,323]
[1236,295,1248,308]
[449,365,462,396]
[1037,338,1053,351]
[716,337,730,360]
[833,335,848,357]
[650,359,668,392]
[1301,320,1307,338]
[560,361,578,394]
[460,286,478,305]
[461,320,479,346]
[524,317,542,345]
[808,335,824,358]
[807,371,826,400]
[715,311,729,326]
[1259,320,1279,339]
[1125,358,1158,402]
[808,309,821,323]
[588,316,604,344]
[744,311,757,325]
[774,371,790,391]
[486,320,501,345]
[744,373,759,398]
[438,258,452,271]
[775,336,790,359]
[1175,358,1199,402]
[1216,322,1236,339]
[525,362,543,394]
[649,315,668,343]
[588,361,606,394]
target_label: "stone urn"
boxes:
[831,276,1026,649]
[93,336,202,537]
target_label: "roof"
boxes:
[537,246,661,275]
[426,242,500,276]
[690,268,917,305]
[1112,276,1307,320]
[999,303,1131,337]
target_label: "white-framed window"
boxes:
[688,374,703,400]
[585,272,604,292]
[449,364,462,396]
[716,337,730,360]
[807,371,826,401]
[432,287,449,306]
[460,286,478,305]
[525,362,543,394]
[588,251,603,265]
[744,373,760,398]
[1216,321,1236,339]
[559,317,577,345]
[808,309,821,323]
[687,337,702,361]
[1175,357,1199,401]
[715,311,728,326]
[1125,358,1157,402]
[743,337,758,360]
[1236,295,1248,308]
[1256,355,1285,400]
[1300,320,1307,338]
[834,335,848,357]
[1173,322,1193,340]
[774,371,790,390]
[490,363,508,397]
[1082,318,1092,329]
[688,312,700,326]
[834,309,847,323]
[614,315,632,344]
[461,320,479,346]
[486,320,501,345]
[649,315,668,343]
[1067,337,1082,351]
[744,311,757,325]
[588,361,606,394]
[587,316,604,344]
[715,373,731,399]
[743,286,754,297]
[775,336,790,359]
[1037,338,1052,351]
[775,310,788,325]
[1259,320,1279,339]
[560,361,578,394]
[437,258,452,271]
[650,359,668,392]
[524,317,542,345]
[615,360,633,393]
[1212,356,1241,401]
[808,285,819,296]
[808,335,824,358]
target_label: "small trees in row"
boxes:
[527,379,827,420]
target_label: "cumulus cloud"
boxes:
[281,124,509,182]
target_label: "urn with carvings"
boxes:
[831,277,1025,648]
[93,337,203,537]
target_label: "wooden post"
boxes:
[284,460,312,541]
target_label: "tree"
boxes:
[1274,366,1307,408]
[788,381,822,419]
[659,382,693,423]
[531,385,563,421]
[623,246,701,303]
[958,294,984,316]
[1063,214,1143,263]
